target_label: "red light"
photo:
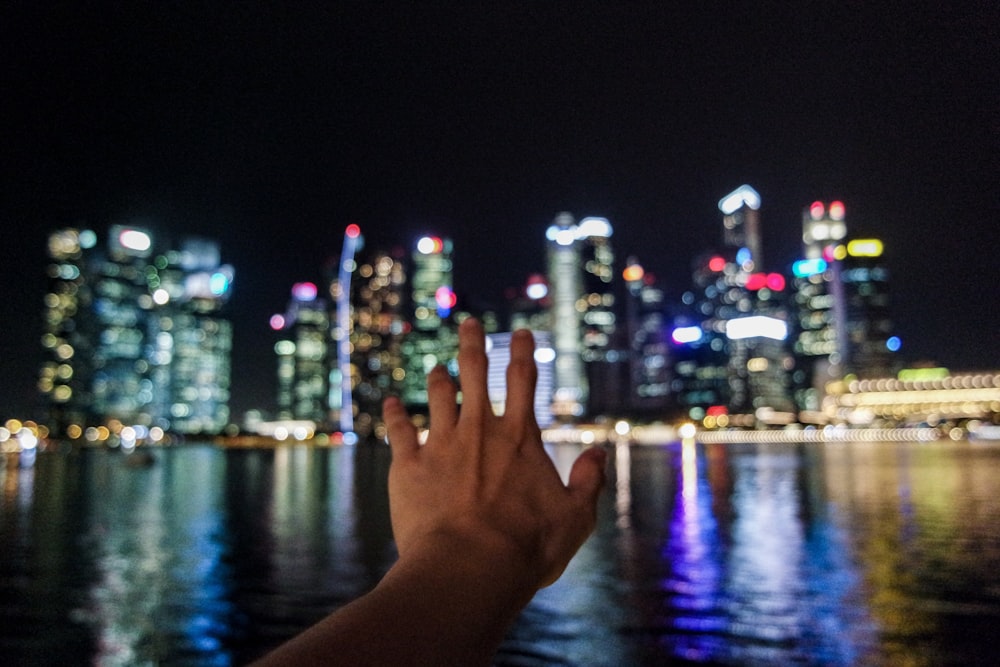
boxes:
[766,273,786,291]
[706,405,728,416]
[292,282,318,301]
[829,201,845,221]
[269,314,285,330]
[345,224,361,238]
[435,286,457,309]
[809,201,825,221]
[708,256,726,272]
[745,273,767,291]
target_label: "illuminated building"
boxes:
[40,226,234,437]
[672,187,794,425]
[148,237,234,434]
[509,273,552,332]
[400,234,458,410]
[485,331,556,427]
[271,282,329,425]
[545,213,619,418]
[345,244,407,439]
[827,368,1000,428]
[622,257,670,416]
[719,184,763,269]
[792,201,897,415]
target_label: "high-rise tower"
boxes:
[545,213,616,418]
[400,234,458,411]
[40,226,234,438]
[271,281,329,425]
[791,201,896,415]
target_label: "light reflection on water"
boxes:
[2,440,999,665]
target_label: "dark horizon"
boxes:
[3,3,997,418]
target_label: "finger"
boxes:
[567,446,607,511]
[456,318,491,420]
[383,396,419,460]
[502,329,539,432]
[426,364,458,429]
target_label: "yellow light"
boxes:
[833,244,848,261]
[847,239,884,257]
[622,264,644,282]
[66,424,83,439]
[6,419,23,434]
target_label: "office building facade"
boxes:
[40,225,234,437]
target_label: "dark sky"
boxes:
[3,3,998,418]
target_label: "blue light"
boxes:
[209,272,229,295]
[886,336,901,352]
[792,258,828,277]
[736,247,752,266]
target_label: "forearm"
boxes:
[254,532,536,666]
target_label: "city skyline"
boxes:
[3,4,997,417]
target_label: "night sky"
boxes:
[3,3,997,419]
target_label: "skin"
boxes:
[254,318,607,666]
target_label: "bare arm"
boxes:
[254,318,606,665]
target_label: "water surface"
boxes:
[2,440,998,665]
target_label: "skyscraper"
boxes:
[791,201,896,415]
[400,234,458,411]
[545,213,618,418]
[671,188,794,426]
[40,225,234,438]
[271,282,329,425]
[345,246,407,439]
[622,257,670,416]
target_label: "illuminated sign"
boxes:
[725,315,788,341]
[792,258,828,277]
[671,326,703,344]
[545,217,613,245]
[718,184,761,214]
[898,367,949,382]
[847,239,884,257]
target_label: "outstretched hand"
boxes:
[383,318,606,594]
[254,317,605,666]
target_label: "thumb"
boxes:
[568,446,607,505]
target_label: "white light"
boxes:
[614,420,631,436]
[678,423,697,439]
[119,229,152,252]
[718,185,761,214]
[526,283,548,299]
[725,316,788,341]
[416,236,437,254]
[810,222,830,240]
[577,217,612,239]
[152,288,170,305]
[554,228,576,246]
[672,326,703,344]
[534,347,556,364]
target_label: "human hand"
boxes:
[383,318,606,593]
